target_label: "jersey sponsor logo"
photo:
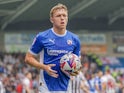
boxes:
[67,40,72,45]
[47,49,69,56]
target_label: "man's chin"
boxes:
[60,26,66,29]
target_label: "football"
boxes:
[60,53,81,75]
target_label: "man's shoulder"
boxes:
[67,31,80,44]
[67,30,78,38]
[38,29,51,35]
[36,29,51,38]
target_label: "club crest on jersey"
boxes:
[67,40,72,45]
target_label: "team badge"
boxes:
[67,40,72,45]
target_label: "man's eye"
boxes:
[56,15,60,17]
[63,15,66,17]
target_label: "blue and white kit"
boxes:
[29,28,80,93]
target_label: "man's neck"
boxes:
[53,27,66,35]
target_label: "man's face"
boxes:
[50,9,68,30]
[98,71,103,77]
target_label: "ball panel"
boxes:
[60,53,81,75]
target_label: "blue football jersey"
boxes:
[29,28,80,91]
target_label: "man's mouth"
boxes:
[61,22,64,24]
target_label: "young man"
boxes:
[101,69,116,93]
[71,71,90,93]
[0,80,5,93]
[22,72,32,93]
[94,70,104,93]
[25,3,81,93]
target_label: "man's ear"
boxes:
[50,17,53,23]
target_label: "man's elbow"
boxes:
[25,56,28,63]
[24,57,27,62]
[25,52,35,64]
[25,53,30,64]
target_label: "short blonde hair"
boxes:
[50,3,68,17]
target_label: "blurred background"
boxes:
[0,0,124,93]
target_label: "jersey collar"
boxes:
[51,28,67,37]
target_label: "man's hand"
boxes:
[69,67,82,76]
[69,71,80,76]
[44,64,58,78]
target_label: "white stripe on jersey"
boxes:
[71,76,80,93]
[71,72,86,93]
[39,50,50,92]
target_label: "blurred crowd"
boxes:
[0,52,39,93]
[80,53,124,93]
[0,52,124,93]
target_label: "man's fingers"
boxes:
[70,71,79,76]
[50,69,57,73]
[70,73,77,76]
[49,70,58,78]
[47,64,58,78]
[49,64,56,67]
[50,73,58,78]
[74,71,79,74]
[49,64,57,73]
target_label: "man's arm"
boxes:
[25,86,30,93]
[25,52,45,69]
[25,52,58,78]
[80,80,89,93]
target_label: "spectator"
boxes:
[22,72,32,93]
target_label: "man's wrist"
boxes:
[40,64,47,71]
